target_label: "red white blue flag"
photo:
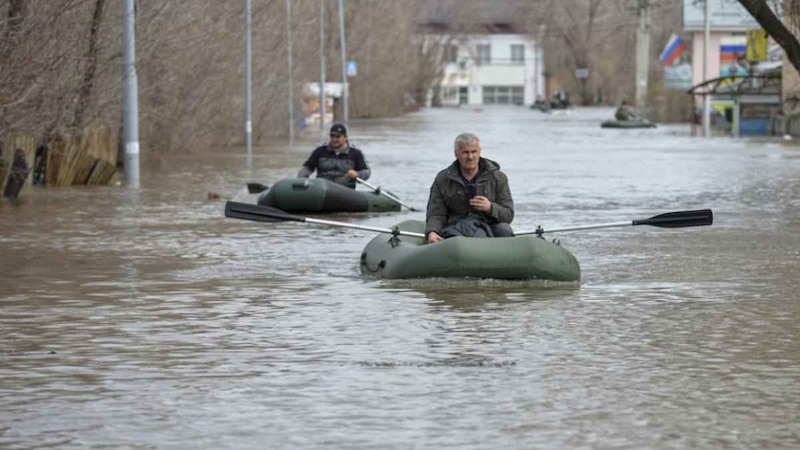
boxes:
[659,34,687,66]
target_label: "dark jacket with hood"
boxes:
[425,157,514,238]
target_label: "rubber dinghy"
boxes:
[359,220,581,281]
[258,178,400,213]
[601,119,656,129]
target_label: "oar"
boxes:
[355,178,421,212]
[516,209,713,237]
[224,201,426,238]
[247,182,269,194]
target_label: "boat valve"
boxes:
[389,227,401,247]
[551,238,560,245]
[535,225,545,239]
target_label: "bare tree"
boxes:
[737,0,800,73]
[73,0,106,129]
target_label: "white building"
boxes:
[434,31,544,107]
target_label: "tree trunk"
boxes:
[737,0,800,74]
[73,0,106,129]
[5,0,27,48]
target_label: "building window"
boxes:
[482,86,524,105]
[511,44,525,64]
[483,86,495,104]
[442,86,458,103]
[477,44,491,65]
[446,45,458,63]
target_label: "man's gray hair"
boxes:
[454,133,480,152]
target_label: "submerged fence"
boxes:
[0,129,118,201]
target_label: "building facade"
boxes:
[435,33,544,107]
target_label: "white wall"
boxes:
[435,33,544,106]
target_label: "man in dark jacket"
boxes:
[297,123,370,189]
[425,132,514,243]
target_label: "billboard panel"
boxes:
[683,0,761,31]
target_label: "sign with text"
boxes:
[346,61,357,77]
[683,0,762,31]
[664,63,693,91]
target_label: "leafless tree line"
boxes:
[528,0,685,107]
[0,0,457,153]
[4,0,796,153]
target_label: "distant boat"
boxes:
[601,119,656,129]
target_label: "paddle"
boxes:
[516,209,713,237]
[356,178,421,212]
[247,182,269,194]
[224,201,426,238]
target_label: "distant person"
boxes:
[551,91,570,109]
[297,123,370,189]
[425,132,514,243]
[615,100,640,121]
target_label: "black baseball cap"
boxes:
[330,123,347,136]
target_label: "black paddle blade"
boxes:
[224,201,303,223]
[633,209,713,228]
[246,182,269,194]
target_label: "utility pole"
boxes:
[122,0,140,188]
[703,0,711,137]
[635,0,651,108]
[287,0,294,144]
[337,0,348,123]
[245,0,252,164]
[319,0,326,135]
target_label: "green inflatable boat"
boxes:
[258,178,400,213]
[601,119,656,129]
[359,220,581,281]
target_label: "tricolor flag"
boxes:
[720,35,747,63]
[659,34,687,66]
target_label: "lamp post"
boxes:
[703,0,711,137]
[122,0,140,188]
[319,0,326,135]
[338,0,348,123]
[245,0,252,163]
[287,0,294,144]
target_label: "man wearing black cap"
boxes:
[297,123,370,189]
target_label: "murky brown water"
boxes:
[2,107,799,449]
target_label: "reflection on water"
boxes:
[2,107,800,449]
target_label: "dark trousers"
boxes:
[491,222,514,237]
[441,218,514,238]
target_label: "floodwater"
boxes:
[2,107,799,449]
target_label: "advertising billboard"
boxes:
[683,0,761,31]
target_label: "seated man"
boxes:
[425,132,514,243]
[615,101,640,121]
[297,123,370,189]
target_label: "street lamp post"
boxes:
[287,0,294,144]
[338,0,348,123]
[245,0,252,163]
[703,0,711,137]
[122,0,140,188]
[319,0,326,135]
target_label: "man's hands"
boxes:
[469,195,491,212]
[345,169,359,179]
[427,195,491,244]
[427,231,444,244]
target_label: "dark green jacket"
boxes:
[425,158,514,237]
